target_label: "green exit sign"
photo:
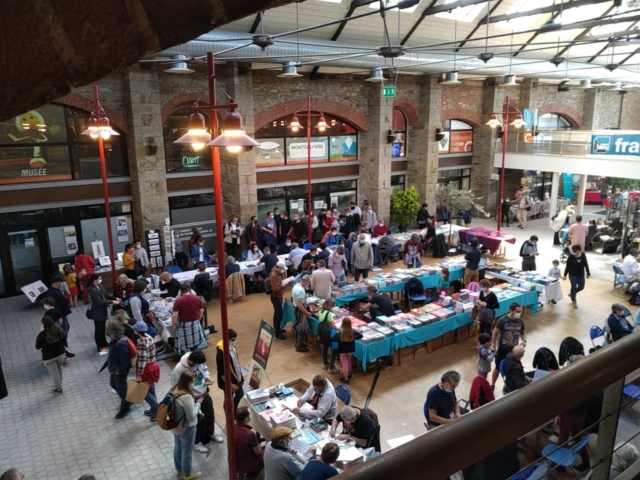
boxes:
[382,86,396,97]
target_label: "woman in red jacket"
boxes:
[74,249,96,304]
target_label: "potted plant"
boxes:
[390,185,421,232]
[437,183,488,246]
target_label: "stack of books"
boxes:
[270,409,297,429]
[246,388,271,405]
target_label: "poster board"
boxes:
[64,226,78,255]
[21,280,48,303]
[252,319,274,370]
[116,216,129,243]
[145,229,163,268]
[91,240,105,259]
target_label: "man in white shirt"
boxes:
[311,260,336,300]
[622,248,640,286]
[133,238,149,268]
[568,215,589,252]
[292,375,337,422]
[287,242,308,275]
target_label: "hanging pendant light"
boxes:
[442,21,462,85]
[315,115,328,132]
[486,113,501,128]
[164,55,195,74]
[510,113,525,128]
[578,79,593,89]
[278,61,303,78]
[208,105,259,153]
[503,74,518,87]
[174,110,211,151]
[441,71,462,84]
[289,115,303,133]
[365,68,385,82]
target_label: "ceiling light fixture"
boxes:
[208,105,259,153]
[578,79,593,89]
[164,54,195,74]
[441,71,462,84]
[365,67,386,82]
[278,61,303,78]
[503,74,518,87]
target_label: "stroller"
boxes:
[559,234,572,263]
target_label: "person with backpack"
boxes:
[519,235,539,271]
[171,350,223,455]
[169,371,203,480]
[317,299,338,373]
[129,281,156,337]
[268,262,288,341]
[133,321,160,422]
[36,316,68,395]
[106,319,134,419]
[332,317,363,384]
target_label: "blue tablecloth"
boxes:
[333,267,466,306]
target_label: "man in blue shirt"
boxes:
[298,443,340,480]
[325,227,345,247]
[257,246,278,279]
[464,238,482,286]
[425,370,463,427]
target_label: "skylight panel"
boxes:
[369,0,421,13]
[434,0,487,22]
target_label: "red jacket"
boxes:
[373,224,388,237]
[74,254,96,276]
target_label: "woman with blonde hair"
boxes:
[171,371,203,480]
[331,317,363,384]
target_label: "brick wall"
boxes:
[441,81,484,126]
[73,74,128,118]
[597,90,623,129]
[621,92,640,130]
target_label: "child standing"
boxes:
[332,317,363,384]
[438,267,450,297]
[477,333,495,379]
[63,264,78,307]
[547,259,561,305]
[318,298,339,374]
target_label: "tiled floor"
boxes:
[0,297,229,480]
[0,207,637,480]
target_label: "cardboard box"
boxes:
[455,326,469,342]
[442,331,456,346]
[427,337,443,352]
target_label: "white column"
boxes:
[549,172,560,218]
[577,174,587,215]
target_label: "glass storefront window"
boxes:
[392,109,407,158]
[439,119,474,154]
[538,113,572,131]
[391,174,406,194]
[255,113,358,167]
[164,107,212,173]
[438,169,471,190]
[0,104,128,184]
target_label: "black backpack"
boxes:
[432,234,447,258]
[317,311,332,344]
[264,275,272,295]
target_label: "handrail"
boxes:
[337,333,640,480]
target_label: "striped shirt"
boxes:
[135,333,156,377]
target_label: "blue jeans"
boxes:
[174,425,197,474]
[569,275,585,302]
[61,316,70,334]
[271,296,284,334]
[321,345,337,369]
[145,384,158,413]
[336,274,346,283]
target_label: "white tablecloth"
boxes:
[173,255,290,283]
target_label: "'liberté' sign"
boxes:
[591,134,640,156]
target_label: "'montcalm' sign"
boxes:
[591,134,640,156]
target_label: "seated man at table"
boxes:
[424,370,464,427]
[234,406,264,479]
[504,345,532,392]
[330,406,379,453]
[264,426,314,480]
[223,256,241,278]
[361,285,395,322]
[158,272,181,298]
[300,246,320,271]
[607,303,636,342]
[325,227,344,248]
[622,249,640,289]
[298,443,340,480]
[292,375,337,423]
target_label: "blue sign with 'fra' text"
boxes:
[591,134,640,156]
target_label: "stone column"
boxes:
[549,172,560,218]
[218,63,258,225]
[577,174,587,215]
[580,89,600,130]
[471,80,504,214]
[518,78,538,119]
[124,67,170,236]
[359,84,393,223]
[408,75,440,208]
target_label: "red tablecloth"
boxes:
[628,191,640,201]
[584,191,602,203]
[459,227,517,255]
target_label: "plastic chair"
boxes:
[241,250,249,261]
[303,243,314,250]
[623,384,640,401]
[389,226,400,234]
[612,265,632,296]
[335,384,351,405]
[589,326,606,347]
[167,265,183,274]
[541,434,593,473]
[385,243,401,263]
[405,278,427,310]
[467,282,481,293]
[510,462,549,480]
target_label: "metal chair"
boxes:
[241,250,250,261]
[303,243,314,250]
[540,434,593,475]
[167,265,182,274]
[335,384,351,405]
[389,226,400,234]
[385,243,401,263]
[612,265,632,296]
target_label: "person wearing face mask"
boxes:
[328,246,348,283]
[349,201,362,225]
[277,236,293,255]
[325,227,344,247]
[190,236,211,266]
[519,235,539,271]
[424,370,464,427]
[291,214,308,243]
[246,241,263,262]
[562,244,590,309]
[606,303,635,342]
[337,214,353,237]
[234,406,265,479]
[351,234,374,281]
[224,215,243,259]
[244,215,261,247]
[278,211,293,245]
[363,205,377,228]
[490,302,526,390]
[372,218,387,238]
[476,279,499,335]
[264,426,314,480]
[88,273,121,354]
[216,329,245,411]
[261,211,278,249]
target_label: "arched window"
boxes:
[392,108,407,158]
[164,106,212,173]
[438,119,474,154]
[254,113,358,167]
[537,113,572,131]
[0,103,128,184]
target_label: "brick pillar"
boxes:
[580,89,600,130]
[359,84,393,223]
[471,80,504,214]
[518,78,538,115]
[408,76,441,207]
[124,67,170,236]
[216,64,258,226]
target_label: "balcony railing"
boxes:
[495,130,595,157]
[337,332,640,480]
